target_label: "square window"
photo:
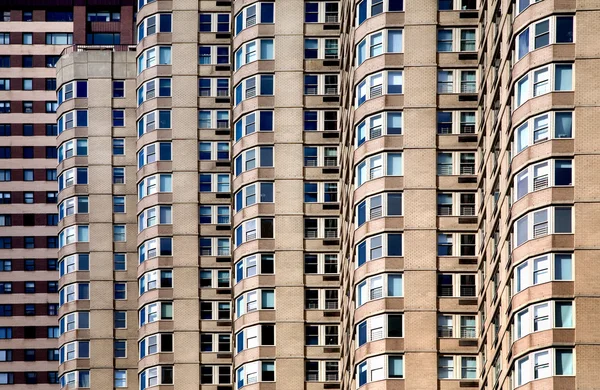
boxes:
[23,79,33,90]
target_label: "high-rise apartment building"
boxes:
[0,2,132,388]
[0,0,592,388]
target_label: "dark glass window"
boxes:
[86,33,120,44]
[46,78,57,91]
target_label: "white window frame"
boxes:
[356,29,403,65]
[355,70,403,106]
[235,289,275,318]
[234,182,275,213]
[514,253,573,293]
[515,63,574,108]
[356,273,403,307]
[235,253,275,284]
[138,237,173,263]
[355,152,403,186]
[137,46,172,74]
[137,110,172,137]
[355,111,403,146]
[515,15,575,61]
[138,174,173,200]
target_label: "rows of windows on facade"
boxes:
[0,9,122,44]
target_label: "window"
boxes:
[437,274,476,297]
[356,193,402,226]
[234,146,273,176]
[514,111,573,154]
[304,182,338,203]
[304,253,338,274]
[45,33,73,44]
[137,46,171,74]
[515,348,573,386]
[305,2,339,23]
[305,289,339,310]
[198,237,230,257]
[200,269,231,288]
[115,370,127,387]
[234,3,274,35]
[517,16,574,60]
[355,112,402,146]
[516,64,573,107]
[356,0,403,25]
[113,225,126,242]
[514,206,573,247]
[437,111,476,134]
[198,45,231,65]
[235,324,275,354]
[114,311,127,329]
[355,233,403,267]
[303,218,338,239]
[59,312,90,335]
[139,301,173,326]
[138,14,172,42]
[356,152,402,186]
[139,333,174,358]
[356,355,404,386]
[356,30,402,65]
[199,13,231,32]
[235,39,274,69]
[199,173,230,193]
[58,197,89,221]
[515,300,573,340]
[137,78,171,106]
[87,11,121,22]
[137,110,172,136]
[137,142,172,169]
[114,340,126,358]
[57,139,87,162]
[139,366,174,389]
[438,314,476,338]
[356,274,403,307]
[138,237,173,263]
[58,225,89,248]
[436,152,475,175]
[437,233,476,256]
[138,174,173,200]
[356,314,403,347]
[113,167,125,184]
[515,159,573,201]
[304,37,339,59]
[235,289,275,318]
[234,74,274,106]
[305,324,339,345]
[234,110,273,141]
[57,109,88,134]
[112,139,125,155]
[198,110,230,129]
[234,218,274,247]
[59,283,90,306]
[515,253,572,293]
[235,254,274,283]
[356,71,402,106]
[23,33,33,45]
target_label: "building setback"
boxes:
[3,0,594,388]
